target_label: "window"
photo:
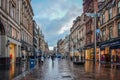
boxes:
[12,27,18,39]
[118,1,120,13]
[109,8,112,19]
[102,29,106,41]
[9,2,15,19]
[109,26,113,39]
[102,14,105,24]
[118,22,120,36]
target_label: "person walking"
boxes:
[41,56,44,64]
[51,55,54,62]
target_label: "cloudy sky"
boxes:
[31,0,83,50]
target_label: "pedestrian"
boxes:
[51,55,54,62]
[41,56,44,64]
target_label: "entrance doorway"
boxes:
[9,43,16,63]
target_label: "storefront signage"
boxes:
[101,41,120,48]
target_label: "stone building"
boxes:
[83,0,99,60]
[33,20,39,58]
[69,15,86,61]
[37,29,47,56]
[57,39,64,56]
[70,16,81,58]
[0,0,21,64]
[99,0,120,63]
[77,13,86,60]
[0,0,34,64]
[20,0,34,61]
[63,35,70,58]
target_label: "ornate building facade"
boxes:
[0,0,34,64]
[20,0,34,61]
[99,0,120,63]
[0,0,21,64]
[83,0,99,60]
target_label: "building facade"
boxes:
[70,16,81,59]
[0,0,22,64]
[33,20,38,58]
[0,0,34,64]
[99,0,120,63]
[57,39,62,54]
[83,0,99,60]
[63,35,70,58]
[77,13,86,60]
[57,39,65,56]
[20,0,34,61]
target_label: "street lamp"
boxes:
[85,12,100,63]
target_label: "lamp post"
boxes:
[85,12,100,63]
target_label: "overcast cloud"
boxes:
[31,0,83,49]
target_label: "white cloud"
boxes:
[58,19,73,34]
[49,46,53,50]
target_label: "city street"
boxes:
[18,58,120,80]
[1,0,120,80]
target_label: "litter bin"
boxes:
[29,59,35,69]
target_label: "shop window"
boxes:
[118,1,120,13]
[118,22,120,37]
[109,26,113,39]
[108,8,113,20]
[105,47,109,54]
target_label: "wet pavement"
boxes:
[0,61,29,80]
[19,58,120,80]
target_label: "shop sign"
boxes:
[101,41,120,48]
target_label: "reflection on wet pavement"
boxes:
[1,58,120,80]
[21,59,120,80]
[0,61,29,80]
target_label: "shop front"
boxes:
[9,43,16,63]
[85,47,100,61]
[21,41,33,61]
[96,48,100,61]
[110,46,120,63]
[85,48,94,60]
[78,48,85,61]
[100,38,120,63]
[100,47,111,62]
